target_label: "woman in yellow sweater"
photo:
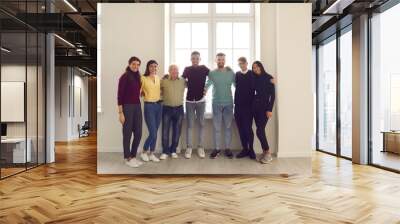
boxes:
[140,60,162,162]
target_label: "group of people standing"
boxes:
[117,51,275,168]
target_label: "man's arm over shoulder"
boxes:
[182,67,189,79]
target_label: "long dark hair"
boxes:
[252,61,267,76]
[144,60,158,76]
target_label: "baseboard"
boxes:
[98,146,123,153]
[277,151,312,158]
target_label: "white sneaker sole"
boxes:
[149,156,160,162]
[126,162,141,168]
[260,158,273,164]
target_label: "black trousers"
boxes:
[234,105,254,150]
[253,103,269,151]
[122,104,142,158]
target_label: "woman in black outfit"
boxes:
[251,61,275,164]
[117,56,143,168]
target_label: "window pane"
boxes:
[27,31,38,169]
[216,22,232,49]
[38,33,46,165]
[197,49,208,67]
[318,38,337,154]
[233,22,250,48]
[371,3,400,171]
[175,3,190,14]
[391,75,400,115]
[192,23,208,48]
[233,49,250,72]
[233,3,250,14]
[340,30,352,158]
[216,3,232,14]
[175,23,190,48]
[175,49,191,74]
[1,31,28,177]
[191,3,208,14]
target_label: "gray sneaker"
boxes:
[260,151,273,164]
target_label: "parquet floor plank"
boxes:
[1,135,400,223]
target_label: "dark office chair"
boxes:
[78,121,90,138]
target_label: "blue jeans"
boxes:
[162,105,184,154]
[186,102,205,148]
[212,103,233,150]
[143,102,162,152]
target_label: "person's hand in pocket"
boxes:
[266,111,273,118]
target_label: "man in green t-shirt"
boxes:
[205,53,235,159]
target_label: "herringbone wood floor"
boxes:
[1,135,400,224]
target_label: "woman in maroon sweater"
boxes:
[117,56,143,168]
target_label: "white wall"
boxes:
[98,3,313,158]
[259,4,313,157]
[260,4,278,154]
[275,4,313,157]
[54,67,89,141]
[98,4,165,153]
[55,67,69,141]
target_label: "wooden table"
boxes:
[381,131,400,154]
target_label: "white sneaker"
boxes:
[149,153,160,162]
[197,147,205,158]
[141,152,149,162]
[127,158,142,168]
[185,148,192,159]
[160,153,168,160]
[135,158,144,166]
[171,153,178,159]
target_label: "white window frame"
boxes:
[169,3,256,116]
[170,3,256,70]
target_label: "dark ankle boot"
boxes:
[236,149,249,158]
[224,149,234,159]
[248,149,256,160]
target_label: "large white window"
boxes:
[339,29,352,158]
[371,3,400,170]
[317,37,337,155]
[170,3,256,114]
